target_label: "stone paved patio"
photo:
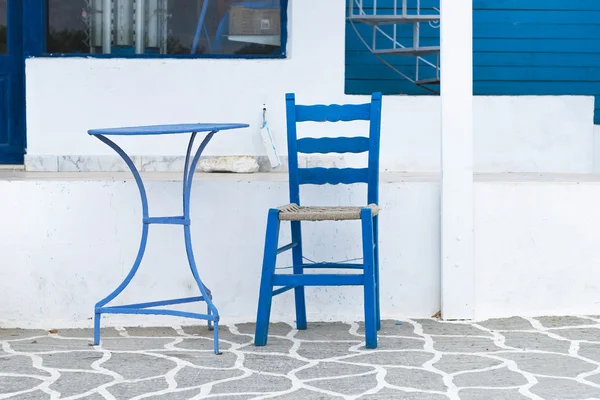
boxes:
[3,316,600,399]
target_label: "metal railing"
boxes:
[348,0,440,92]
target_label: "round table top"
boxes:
[88,123,249,136]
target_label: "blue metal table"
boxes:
[88,123,249,354]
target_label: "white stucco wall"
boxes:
[594,126,600,173]
[475,177,600,318]
[25,1,595,173]
[0,173,441,328]
[3,173,600,328]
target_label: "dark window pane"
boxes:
[0,0,6,54]
[47,0,283,56]
[47,0,89,53]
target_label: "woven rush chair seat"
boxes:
[278,204,380,221]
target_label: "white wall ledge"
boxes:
[5,171,600,183]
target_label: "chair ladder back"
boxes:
[285,92,383,206]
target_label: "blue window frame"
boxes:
[43,0,288,59]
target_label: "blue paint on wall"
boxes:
[345,0,600,124]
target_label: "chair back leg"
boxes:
[291,221,307,330]
[361,208,378,349]
[373,216,381,331]
[254,209,281,346]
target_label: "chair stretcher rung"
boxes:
[272,286,296,296]
[277,242,298,254]
[272,274,364,287]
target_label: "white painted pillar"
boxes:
[440,0,474,319]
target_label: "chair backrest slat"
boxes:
[285,92,382,206]
[296,137,370,154]
[298,168,369,186]
[296,103,370,122]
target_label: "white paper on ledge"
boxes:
[260,110,281,169]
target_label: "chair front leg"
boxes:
[255,209,281,346]
[361,208,377,349]
[291,220,307,330]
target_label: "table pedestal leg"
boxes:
[92,132,221,355]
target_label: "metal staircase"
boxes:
[347,0,441,94]
[82,0,170,55]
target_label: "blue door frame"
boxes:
[0,0,24,164]
[0,0,44,164]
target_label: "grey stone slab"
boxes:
[9,337,91,352]
[577,342,600,363]
[531,377,600,400]
[296,341,358,360]
[99,337,173,351]
[157,350,238,369]
[459,388,530,400]
[385,368,446,391]
[244,353,308,375]
[453,367,528,388]
[502,331,570,353]
[584,372,600,385]
[123,326,180,337]
[360,388,448,400]
[269,388,341,399]
[107,376,168,398]
[101,352,177,379]
[49,371,113,397]
[297,361,375,380]
[143,388,203,400]
[414,319,491,337]
[210,373,293,394]
[0,329,48,340]
[250,337,295,355]
[294,323,356,341]
[77,395,106,400]
[0,355,51,376]
[432,336,503,353]
[174,365,244,388]
[357,320,420,338]
[41,351,103,370]
[56,328,121,338]
[549,327,600,341]
[0,376,43,395]
[373,337,425,351]
[501,352,596,377]
[477,317,534,331]
[4,390,52,400]
[307,373,378,396]
[237,322,293,337]
[536,316,596,329]
[433,354,502,374]
[175,337,232,352]
[182,325,251,345]
[344,351,434,367]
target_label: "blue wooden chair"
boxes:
[254,92,383,348]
